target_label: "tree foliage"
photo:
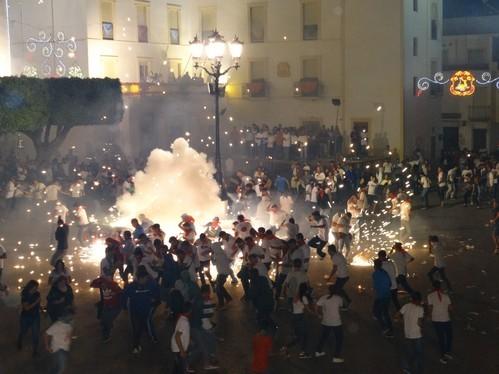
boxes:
[0,77,124,160]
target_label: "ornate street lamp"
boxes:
[190,31,243,198]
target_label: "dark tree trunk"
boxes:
[25,125,71,165]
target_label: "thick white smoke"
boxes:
[116,138,226,235]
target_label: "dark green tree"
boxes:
[0,77,123,161]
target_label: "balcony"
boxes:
[294,78,321,97]
[244,79,267,98]
[442,62,489,71]
[469,105,491,121]
[138,25,148,43]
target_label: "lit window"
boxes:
[168,59,182,79]
[101,1,114,40]
[136,4,149,43]
[168,5,181,45]
[249,5,265,43]
[201,7,216,41]
[303,1,320,41]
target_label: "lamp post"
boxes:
[190,31,243,198]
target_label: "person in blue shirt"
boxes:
[123,266,160,353]
[372,259,394,338]
[131,218,145,240]
[274,175,289,195]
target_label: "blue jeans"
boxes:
[373,297,392,332]
[433,321,452,356]
[51,349,69,374]
[18,314,40,352]
[316,325,343,356]
[402,338,423,374]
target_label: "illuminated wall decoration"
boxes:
[418,71,499,97]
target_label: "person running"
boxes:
[397,292,424,374]
[122,266,160,353]
[427,280,453,364]
[211,242,233,308]
[427,235,453,291]
[282,282,314,358]
[372,259,394,338]
[51,217,69,267]
[171,302,191,374]
[44,310,74,374]
[390,242,415,296]
[17,280,41,357]
[46,277,74,323]
[194,233,214,285]
[378,250,400,310]
[327,245,351,310]
[90,276,122,342]
[315,284,345,363]
[307,211,328,258]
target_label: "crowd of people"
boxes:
[1,140,498,374]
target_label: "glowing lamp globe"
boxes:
[189,35,204,59]
[229,37,243,59]
[206,31,226,59]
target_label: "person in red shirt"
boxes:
[251,322,273,374]
[90,277,122,342]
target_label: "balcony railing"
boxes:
[294,78,321,97]
[244,79,267,98]
[469,105,491,121]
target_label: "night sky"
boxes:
[444,0,499,18]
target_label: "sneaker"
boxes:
[444,353,454,360]
[439,357,448,364]
[299,352,312,359]
[204,364,220,370]
[315,351,326,357]
[332,357,345,363]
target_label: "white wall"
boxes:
[0,0,10,75]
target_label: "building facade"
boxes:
[4,0,442,159]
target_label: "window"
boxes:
[168,59,182,79]
[413,76,419,96]
[136,4,148,43]
[249,5,265,43]
[442,48,449,65]
[100,56,118,78]
[302,57,320,79]
[431,3,438,40]
[468,49,485,65]
[413,37,418,57]
[413,0,418,12]
[201,7,216,41]
[302,1,320,40]
[493,37,499,63]
[139,59,151,82]
[250,60,266,81]
[101,1,114,40]
[168,5,181,45]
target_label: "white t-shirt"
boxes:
[54,204,69,222]
[195,241,212,262]
[317,294,343,326]
[367,180,377,195]
[46,321,73,352]
[293,295,309,314]
[76,207,89,226]
[332,252,348,278]
[392,251,413,276]
[382,260,397,290]
[430,242,445,268]
[171,315,190,353]
[427,291,451,322]
[400,201,411,222]
[235,221,252,239]
[212,243,231,275]
[311,216,328,241]
[45,184,61,201]
[400,303,424,339]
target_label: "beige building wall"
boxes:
[0,0,10,76]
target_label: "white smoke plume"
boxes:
[116,138,226,235]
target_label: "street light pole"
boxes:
[190,31,243,199]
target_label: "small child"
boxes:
[44,310,74,374]
[251,321,273,374]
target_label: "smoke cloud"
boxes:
[116,138,226,234]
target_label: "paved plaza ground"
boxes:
[0,198,498,374]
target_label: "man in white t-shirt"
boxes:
[391,242,415,296]
[74,204,89,244]
[296,234,311,272]
[315,284,345,363]
[44,313,73,374]
[427,235,452,291]
[327,245,351,309]
[171,307,191,373]
[398,293,424,374]
[307,211,328,258]
[427,280,453,364]
[234,214,252,240]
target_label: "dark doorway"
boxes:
[443,127,459,151]
[472,128,487,151]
